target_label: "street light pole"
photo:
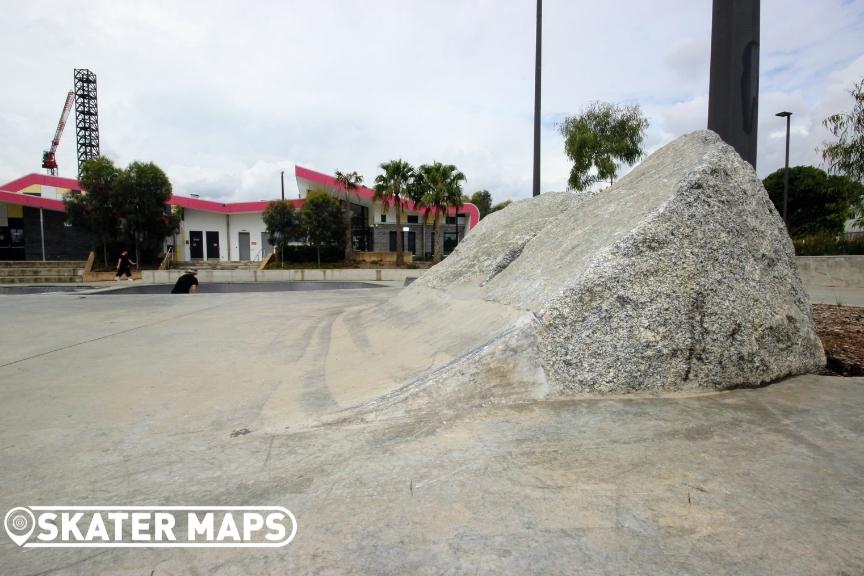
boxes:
[776,111,792,225]
[532,0,542,197]
[281,171,285,201]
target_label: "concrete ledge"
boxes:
[83,270,143,282]
[139,268,425,284]
[85,258,864,289]
[796,256,864,288]
[354,251,414,264]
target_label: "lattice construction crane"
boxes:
[41,90,75,175]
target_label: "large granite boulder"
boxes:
[332,130,824,422]
[416,131,822,386]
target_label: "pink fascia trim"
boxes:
[0,187,293,215]
[0,173,81,192]
[295,165,481,229]
[0,188,66,211]
[169,195,301,214]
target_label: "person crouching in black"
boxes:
[171,269,199,294]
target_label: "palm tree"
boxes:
[406,171,431,260]
[373,160,414,266]
[334,170,363,261]
[417,162,466,263]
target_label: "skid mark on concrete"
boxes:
[300,311,340,414]
[340,304,375,350]
[281,320,322,362]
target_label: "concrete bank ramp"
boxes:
[318,130,825,424]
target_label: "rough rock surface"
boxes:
[418,191,588,290]
[331,131,825,422]
[402,132,821,400]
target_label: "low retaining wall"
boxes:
[796,256,864,288]
[129,258,861,288]
[84,270,143,281]
[139,268,424,284]
[353,251,414,264]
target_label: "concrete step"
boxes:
[0,268,83,277]
[0,275,83,284]
[0,260,86,268]
[171,261,259,270]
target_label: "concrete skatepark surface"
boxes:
[92,281,384,294]
[1,288,863,575]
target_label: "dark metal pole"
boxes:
[532,0,542,197]
[39,208,46,261]
[281,171,285,201]
[783,114,791,225]
[707,0,760,167]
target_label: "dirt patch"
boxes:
[813,304,864,376]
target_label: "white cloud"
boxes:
[1,0,862,203]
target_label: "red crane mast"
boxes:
[41,90,75,175]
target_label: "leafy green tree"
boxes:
[334,170,364,261]
[262,200,301,267]
[490,199,512,213]
[417,162,466,262]
[822,77,864,185]
[470,190,493,219]
[116,162,177,264]
[300,189,345,267]
[559,102,649,191]
[64,156,121,267]
[763,166,863,238]
[374,160,415,266]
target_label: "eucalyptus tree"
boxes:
[822,77,864,184]
[262,200,301,268]
[334,170,363,260]
[116,162,177,264]
[417,162,466,262]
[470,190,493,219]
[64,156,121,267]
[373,160,414,266]
[300,190,345,267]
[559,101,649,191]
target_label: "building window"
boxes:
[446,216,457,225]
[407,215,419,224]
[444,231,459,253]
[380,213,387,223]
[10,228,24,246]
[350,204,368,229]
[388,231,416,253]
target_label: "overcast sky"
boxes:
[1,0,863,203]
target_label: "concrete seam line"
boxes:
[0,303,227,371]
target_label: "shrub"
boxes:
[794,233,864,255]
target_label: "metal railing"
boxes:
[158,246,174,270]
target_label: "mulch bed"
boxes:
[812,304,864,377]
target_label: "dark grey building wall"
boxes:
[370,223,464,257]
[23,207,92,261]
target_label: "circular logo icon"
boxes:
[4,507,35,547]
